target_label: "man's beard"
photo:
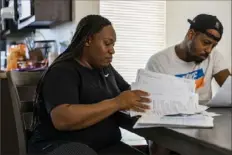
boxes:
[187,43,208,64]
[186,51,207,64]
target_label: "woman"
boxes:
[28,14,151,155]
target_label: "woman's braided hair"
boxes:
[31,15,112,130]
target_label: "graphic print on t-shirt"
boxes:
[175,68,205,89]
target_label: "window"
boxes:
[100,0,166,84]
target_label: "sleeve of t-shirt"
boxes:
[42,65,80,113]
[110,65,131,92]
[145,55,162,72]
[212,50,229,75]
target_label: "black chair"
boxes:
[45,142,98,155]
[6,70,98,155]
[7,71,43,155]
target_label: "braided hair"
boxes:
[31,15,112,130]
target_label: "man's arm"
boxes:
[213,69,231,87]
[212,50,231,86]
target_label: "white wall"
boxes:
[166,0,231,66]
[166,0,231,94]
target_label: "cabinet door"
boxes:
[34,0,72,22]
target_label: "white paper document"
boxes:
[130,69,219,129]
[136,69,196,94]
[130,69,206,117]
[201,111,221,117]
[208,76,232,106]
[133,114,214,129]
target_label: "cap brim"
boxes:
[187,19,194,25]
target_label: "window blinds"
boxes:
[100,0,166,84]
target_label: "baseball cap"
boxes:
[187,14,223,41]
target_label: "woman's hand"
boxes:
[114,90,151,112]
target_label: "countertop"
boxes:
[0,71,6,79]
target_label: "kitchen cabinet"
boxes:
[32,0,72,27]
[1,0,72,37]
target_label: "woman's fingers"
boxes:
[134,102,150,110]
[138,96,151,103]
[133,90,150,97]
[131,106,146,113]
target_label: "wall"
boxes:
[166,0,231,94]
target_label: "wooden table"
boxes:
[119,108,232,155]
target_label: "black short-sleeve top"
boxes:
[31,59,130,151]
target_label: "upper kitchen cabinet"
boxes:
[28,0,72,28]
[1,0,72,37]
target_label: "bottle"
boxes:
[48,51,58,66]
[0,40,6,71]
[48,41,58,66]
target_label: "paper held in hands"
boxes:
[207,75,232,107]
[130,69,220,129]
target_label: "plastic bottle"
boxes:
[48,51,58,66]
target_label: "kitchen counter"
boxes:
[0,71,7,79]
[0,68,47,79]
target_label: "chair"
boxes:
[45,142,98,155]
[7,70,98,155]
[7,70,43,155]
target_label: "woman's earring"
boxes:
[85,40,91,46]
[85,42,90,46]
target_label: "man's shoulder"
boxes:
[208,48,224,62]
[210,48,222,57]
[149,45,175,62]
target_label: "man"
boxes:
[146,14,231,155]
[146,14,231,102]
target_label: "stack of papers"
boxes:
[134,114,214,128]
[130,69,219,129]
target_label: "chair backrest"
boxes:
[6,70,43,155]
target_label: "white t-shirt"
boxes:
[146,45,229,101]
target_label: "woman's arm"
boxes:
[51,90,150,131]
[51,98,119,131]
[42,63,150,131]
